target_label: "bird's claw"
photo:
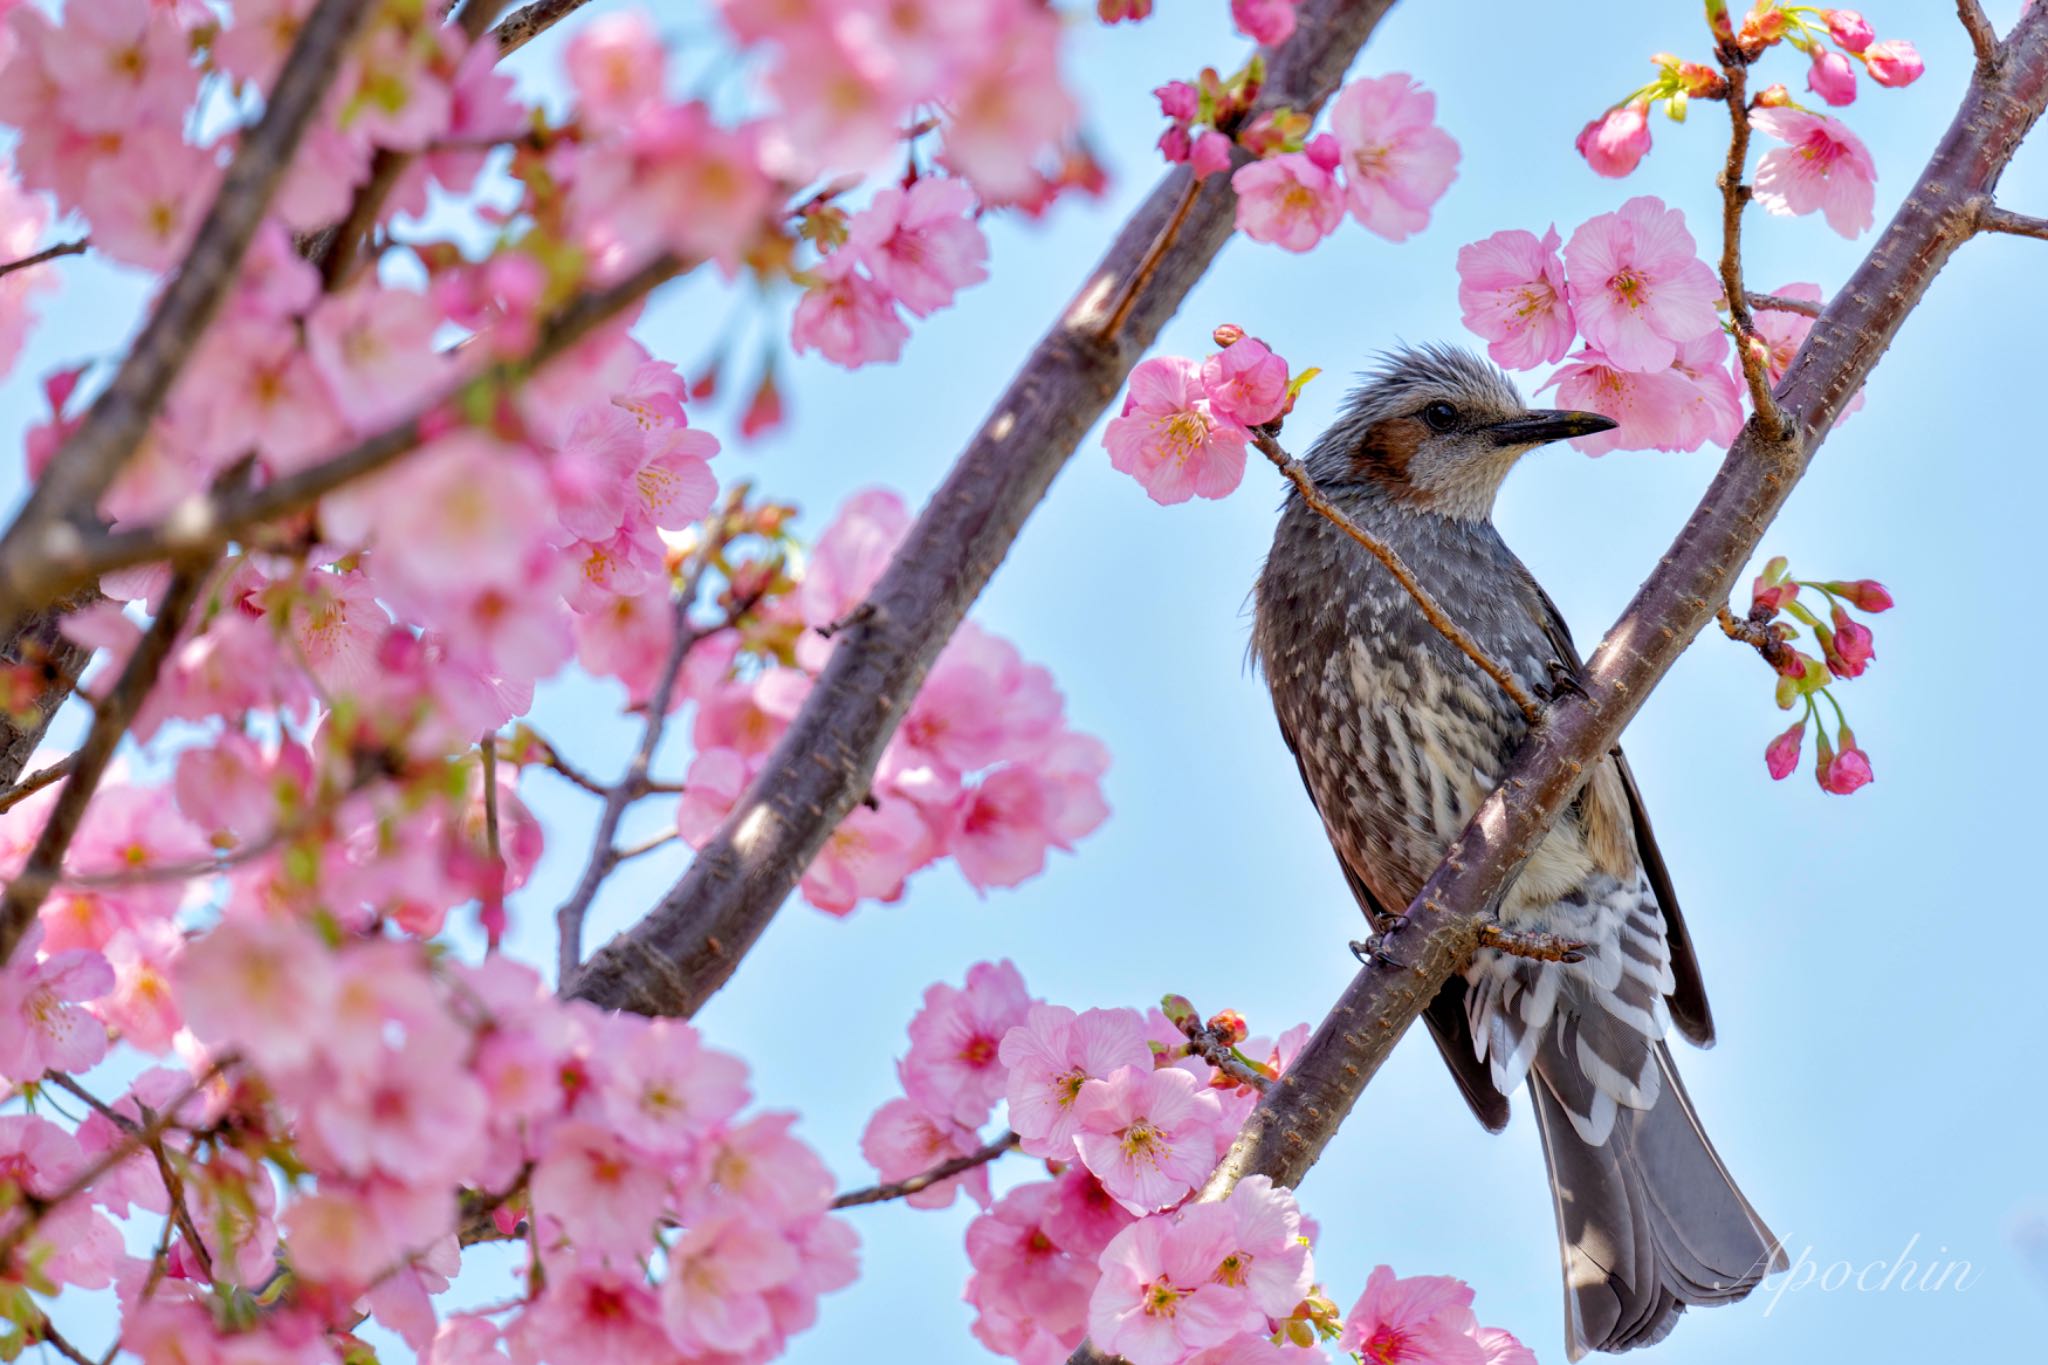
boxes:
[1476,922,1587,964]
[1539,659,1589,703]
[1350,915,1410,971]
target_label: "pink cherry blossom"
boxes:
[1863,39,1923,88]
[43,0,197,134]
[1089,1214,1259,1365]
[0,923,114,1082]
[1001,1003,1152,1158]
[598,1015,751,1158]
[1563,196,1722,373]
[575,104,775,274]
[305,283,451,432]
[695,1112,836,1221]
[1230,153,1345,253]
[1201,337,1290,427]
[902,959,1033,1127]
[858,1097,993,1210]
[1326,74,1460,241]
[0,1115,123,1290]
[174,913,337,1073]
[1808,49,1858,105]
[1338,1266,1487,1365]
[1474,1326,1537,1365]
[891,622,1063,782]
[1104,355,1250,506]
[848,176,990,318]
[799,488,910,633]
[1741,283,1864,421]
[530,1119,670,1258]
[677,747,751,848]
[567,10,666,130]
[1186,1175,1314,1317]
[1190,130,1235,180]
[1046,1161,1137,1260]
[801,798,933,914]
[966,1182,1098,1347]
[0,158,54,381]
[940,13,1077,199]
[516,1257,675,1365]
[1576,101,1652,177]
[1751,107,1878,238]
[660,1199,801,1355]
[79,128,217,272]
[1544,343,1739,455]
[1074,1064,1226,1214]
[1230,0,1297,45]
[1456,226,1574,370]
[791,249,910,369]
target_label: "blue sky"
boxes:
[9,1,2048,1362]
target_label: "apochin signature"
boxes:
[1761,1233,1983,1316]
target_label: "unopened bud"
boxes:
[1160,993,1198,1028]
[1212,323,1247,349]
[1207,1009,1248,1045]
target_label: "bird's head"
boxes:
[1298,343,1616,522]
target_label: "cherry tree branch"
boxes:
[1715,57,1783,436]
[0,0,377,635]
[492,0,594,56]
[0,563,209,967]
[0,239,87,280]
[1959,0,2002,70]
[1180,0,2048,1253]
[1252,430,1543,724]
[1979,203,2048,239]
[1748,289,1822,318]
[555,487,741,983]
[829,1131,1020,1210]
[569,0,1404,1019]
[0,253,686,617]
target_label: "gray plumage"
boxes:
[1251,345,1783,1359]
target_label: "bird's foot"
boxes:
[1476,922,1588,964]
[1350,916,1409,971]
[1538,659,1588,704]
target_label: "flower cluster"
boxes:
[1457,195,1743,454]
[675,489,1110,912]
[3,931,859,1364]
[1230,73,1460,252]
[1103,326,1312,505]
[857,961,1532,1365]
[1736,556,1893,794]
[1573,4,1911,239]
[790,176,991,370]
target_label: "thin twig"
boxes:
[1978,204,2048,240]
[0,239,88,280]
[492,0,594,56]
[1717,60,1783,437]
[25,1315,97,1365]
[148,1139,214,1282]
[0,563,209,967]
[0,1062,227,1268]
[615,830,678,863]
[1253,431,1543,725]
[1747,290,1822,318]
[555,491,738,984]
[830,1131,1020,1209]
[0,754,75,815]
[481,732,504,875]
[516,735,611,795]
[1959,0,2003,69]
[0,0,379,634]
[1096,178,1201,342]
[0,253,687,618]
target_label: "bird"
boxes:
[1249,344,1785,1359]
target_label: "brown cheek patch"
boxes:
[1348,415,1428,496]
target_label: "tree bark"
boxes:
[569,0,1404,1014]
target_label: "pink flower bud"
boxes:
[1765,720,1805,779]
[1160,993,1198,1027]
[1825,607,1875,677]
[1739,3,1788,53]
[1755,82,1794,108]
[1863,39,1924,88]
[1575,101,1652,178]
[1155,80,1199,123]
[1823,9,1875,52]
[1190,130,1235,180]
[1303,131,1341,173]
[1817,726,1874,794]
[1807,49,1859,105]
[1827,579,1893,612]
[1158,124,1192,164]
[1212,323,1247,348]
[1207,1009,1248,1045]
[1102,0,1156,24]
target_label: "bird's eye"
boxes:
[1421,400,1459,432]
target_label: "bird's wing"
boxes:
[1517,571,1715,1048]
[1276,718,1513,1132]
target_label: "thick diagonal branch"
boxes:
[568,0,1403,1018]
[0,0,376,634]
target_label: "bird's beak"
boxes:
[1486,409,1619,447]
